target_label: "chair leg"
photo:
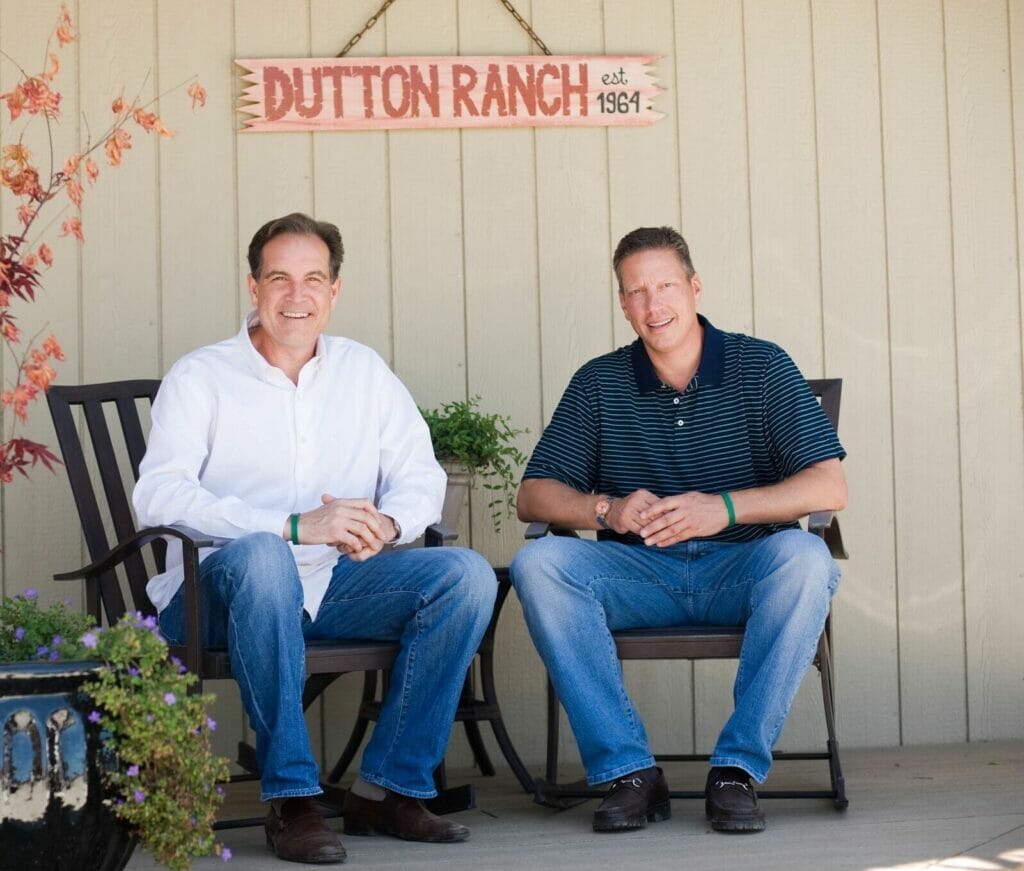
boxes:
[545,674,560,783]
[458,664,496,775]
[816,628,848,809]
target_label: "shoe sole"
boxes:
[593,800,672,832]
[705,811,766,833]
[265,833,348,863]
[343,820,470,843]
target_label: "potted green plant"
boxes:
[0,589,230,870]
[420,396,528,534]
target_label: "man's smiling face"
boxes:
[617,246,702,360]
[246,232,340,359]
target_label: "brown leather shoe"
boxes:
[342,788,470,842]
[265,796,347,864]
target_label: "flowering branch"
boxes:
[0,3,206,483]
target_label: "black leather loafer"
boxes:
[592,765,671,832]
[705,766,766,833]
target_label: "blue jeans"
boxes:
[509,529,840,784]
[159,533,496,801]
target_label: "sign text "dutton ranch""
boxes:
[237,56,663,131]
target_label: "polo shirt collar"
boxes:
[631,314,724,393]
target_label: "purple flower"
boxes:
[23,588,37,599]
[51,635,62,646]
[14,627,25,641]
[126,764,140,778]
[163,692,177,706]
[81,632,98,649]
[221,847,232,862]
[145,714,154,723]
[206,717,217,732]
[49,650,60,661]
[133,789,146,804]
[88,710,102,724]
[128,666,140,678]
[36,645,49,657]
[142,615,158,631]
[215,786,225,797]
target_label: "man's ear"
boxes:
[246,273,259,307]
[691,272,703,304]
[330,277,342,309]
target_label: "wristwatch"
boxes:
[594,496,615,530]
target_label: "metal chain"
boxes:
[497,0,552,55]
[337,0,401,57]
[337,0,553,58]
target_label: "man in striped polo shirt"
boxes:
[510,226,847,835]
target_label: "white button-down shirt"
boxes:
[133,313,445,619]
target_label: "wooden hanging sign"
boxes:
[236,56,663,131]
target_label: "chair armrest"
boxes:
[808,511,848,560]
[525,521,581,540]
[425,523,458,546]
[53,524,226,582]
[525,521,551,540]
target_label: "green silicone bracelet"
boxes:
[289,513,300,545]
[720,492,736,528]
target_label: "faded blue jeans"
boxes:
[509,529,840,785]
[159,533,496,801]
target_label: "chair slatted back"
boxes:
[806,378,841,432]
[47,380,162,623]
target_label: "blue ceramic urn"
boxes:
[0,661,135,871]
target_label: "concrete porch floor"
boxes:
[126,740,1024,870]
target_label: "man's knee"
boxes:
[211,532,300,603]
[422,546,496,616]
[509,535,580,593]
[758,529,840,606]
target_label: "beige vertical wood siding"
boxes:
[1,0,1021,771]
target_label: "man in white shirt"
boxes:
[133,213,496,865]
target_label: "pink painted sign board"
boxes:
[236,56,663,131]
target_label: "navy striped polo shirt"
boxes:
[523,315,846,544]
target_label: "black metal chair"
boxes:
[528,378,849,810]
[46,379,532,827]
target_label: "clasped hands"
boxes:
[603,488,730,547]
[291,495,397,562]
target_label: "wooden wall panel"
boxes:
[878,0,967,744]
[78,0,161,385]
[744,0,823,372]
[944,0,1024,740]
[811,0,900,750]
[388,0,465,405]
[310,2,393,361]
[0,0,84,607]
[157,0,238,367]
